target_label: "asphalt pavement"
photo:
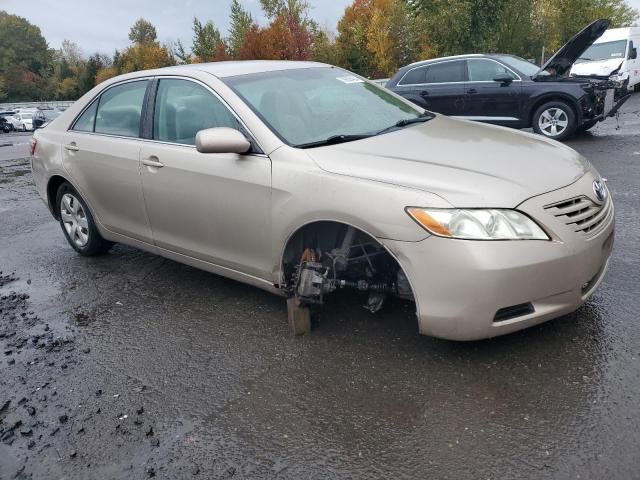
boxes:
[1,96,639,479]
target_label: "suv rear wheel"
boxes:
[56,182,113,256]
[532,101,576,141]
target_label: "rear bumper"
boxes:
[383,175,615,341]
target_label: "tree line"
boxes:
[1,0,637,102]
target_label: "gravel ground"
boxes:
[1,95,639,480]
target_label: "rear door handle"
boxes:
[64,143,79,152]
[419,90,429,98]
[467,88,478,95]
[142,157,164,168]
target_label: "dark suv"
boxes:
[387,20,631,141]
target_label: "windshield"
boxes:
[496,56,546,77]
[576,40,627,62]
[223,67,423,147]
[21,113,33,119]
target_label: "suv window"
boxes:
[467,59,517,82]
[94,80,149,137]
[399,66,428,85]
[424,61,466,84]
[153,79,241,145]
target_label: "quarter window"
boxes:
[424,61,466,84]
[94,80,149,137]
[153,79,241,145]
[73,101,98,132]
[467,59,517,82]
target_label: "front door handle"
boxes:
[142,157,164,168]
[64,143,79,152]
[467,88,478,95]
[419,90,429,98]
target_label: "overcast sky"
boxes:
[2,0,640,56]
[0,0,352,55]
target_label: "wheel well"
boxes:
[46,175,68,219]
[280,220,415,302]
[529,96,579,127]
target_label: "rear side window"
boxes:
[153,78,241,145]
[399,66,428,85]
[94,80,149,137]
[73,101,98,132]
[425,61,466,84]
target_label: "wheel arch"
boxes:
[46,174,72,220]
[528,94,582,127]
[278,218,418,302]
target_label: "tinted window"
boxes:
[467,59,517,82]
[94,80,148,137]
[73,101,98,132]
[399,66,428,85]
[153,79,241,145]
[425,61,466,83]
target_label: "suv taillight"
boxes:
[30,138,37,156]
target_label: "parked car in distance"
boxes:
[571,26,640,92]
[387,19,630,141]
[33,109,62,129]
[0,111,17,132]
[31,60,614,341]
[8,111,35,131]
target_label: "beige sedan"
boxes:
[31,61,614,341]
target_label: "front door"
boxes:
[139,78,272,279]
[463,58,522,125]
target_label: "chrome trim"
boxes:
[451,116,520,121]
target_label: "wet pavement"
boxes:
[1,96,639,479]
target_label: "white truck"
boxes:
[571,27,640,92]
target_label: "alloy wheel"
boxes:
[538,108,568,137]
[60,193,89,247]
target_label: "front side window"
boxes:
[467,59,517,82]
[496,56,543,77]
[424,61,466,84]
[224,67,421,147]
[153,79,241,145]
[94,80,149,137]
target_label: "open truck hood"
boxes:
[534,19,610,79]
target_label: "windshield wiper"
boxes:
[375,112,434,136]
[578,57,593,61]
[296,134,373,149]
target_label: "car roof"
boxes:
[139,60,330,79]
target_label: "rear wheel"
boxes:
[56,182,113,256]
[532,101,576,141]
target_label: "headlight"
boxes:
[406,208,549,240]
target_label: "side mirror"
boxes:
[493,73,514,85]
[630,48,637,60]
[196,127,251,154]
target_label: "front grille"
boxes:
[544,195,613,237]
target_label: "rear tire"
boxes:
[532,101,576,142]
[55,182,113,256]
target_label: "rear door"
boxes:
[463,58,522,125]
[62,79,153,243]
[395,61,468,116]
[139,77,272,279]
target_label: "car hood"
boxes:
[304,115,590,208]
[570,58,623,77]
[534,19,610,78]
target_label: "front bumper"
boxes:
[384,174,615,341]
